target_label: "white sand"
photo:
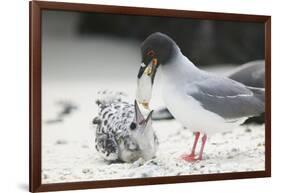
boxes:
[41,81,265,184]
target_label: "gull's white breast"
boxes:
[160,54,245,135]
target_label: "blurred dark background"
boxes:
[77,12,264,66]
[42,10,265,82]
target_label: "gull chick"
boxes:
[93,91,158,162]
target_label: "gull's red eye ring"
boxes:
[147,50,156,57]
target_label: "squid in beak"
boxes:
[136,58,158,109]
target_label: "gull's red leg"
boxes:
[197,134,207,160]
[181,132,200,161]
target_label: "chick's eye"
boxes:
[130,122,137,130]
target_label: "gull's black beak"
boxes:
[138,58,158,79]
[137,63,146,79]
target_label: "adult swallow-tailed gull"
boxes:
[136,32,264,161]
[93,91,158,162]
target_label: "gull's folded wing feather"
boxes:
[187,76,265,119]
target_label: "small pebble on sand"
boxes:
[55,139,68,145]
[82,169,91,174]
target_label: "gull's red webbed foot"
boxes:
[180,132,200,162]
[180,132,207,162]
[180,153,197,161]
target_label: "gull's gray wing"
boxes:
[187,76,265,119]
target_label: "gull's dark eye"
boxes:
[130,122,137,130]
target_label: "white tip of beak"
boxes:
[140,63,146,68]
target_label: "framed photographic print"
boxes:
[30,1,271,192]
